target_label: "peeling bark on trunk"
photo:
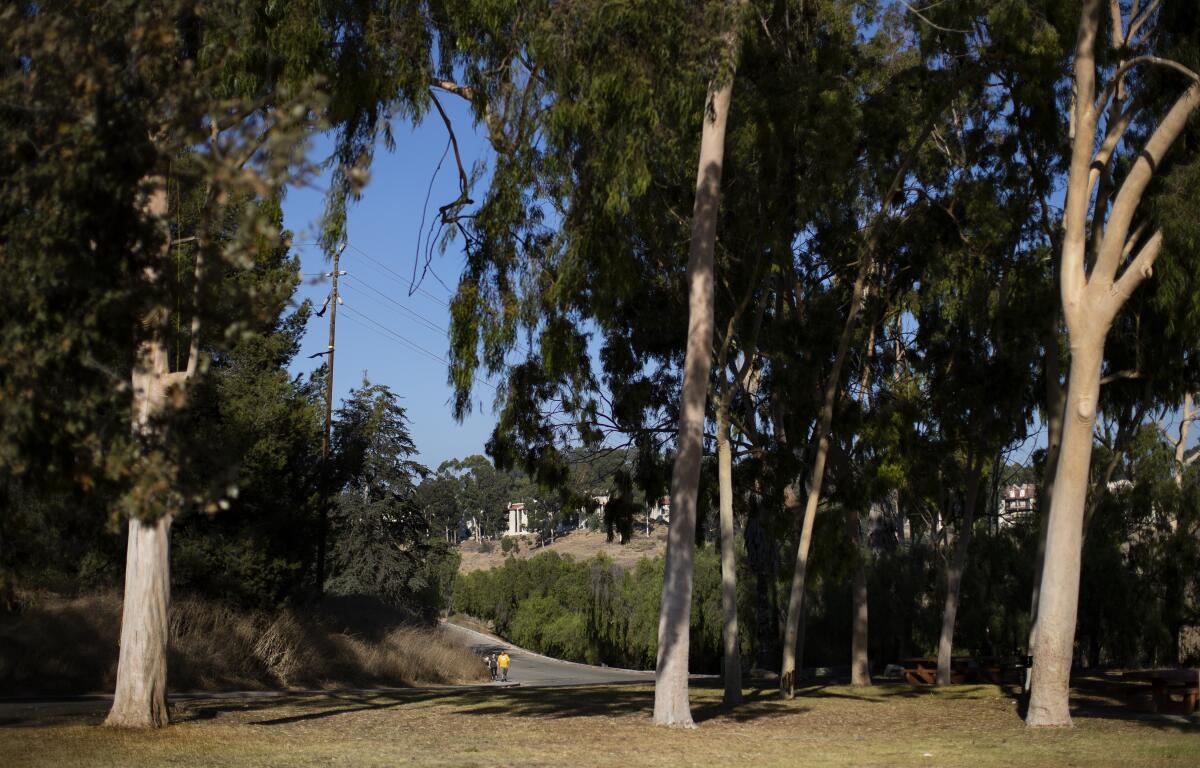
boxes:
[716,403,742,704]
[107,177,177,729]
[654,72,735,728]
[106,513,172,728]
[936,461,982,686]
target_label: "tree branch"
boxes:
[1109,228,1163,306]
[432,79,475,102]
[1099,369,1144,385]
[1092,83,1200,287]
[1127,0,1164,45]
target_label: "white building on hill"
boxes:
[505,502,529,536]
[650,495,670,524]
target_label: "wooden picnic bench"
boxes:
[900,656,1007,686]
[900,658,963,685]
[1125,669,1199,715]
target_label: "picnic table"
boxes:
[1124,669,1199,715]
[900,657,1006,686]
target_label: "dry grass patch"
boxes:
[2,682,1197,767]
[457,527,668,574]
[0,591,486,695]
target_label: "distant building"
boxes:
[650,495,670,524]
[577,493,611,530]
[505,502,529,536]
[996,484,1037,527]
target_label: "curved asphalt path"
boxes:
[440,621,655,687]
[0,622,655,724]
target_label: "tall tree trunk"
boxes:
[847,323,877,687]
[1028,329,1065,654]
[654,71,736,728]
[936,460,982,686]
[1027,341,1103,725]
[1027,0,1199,726]
[107,177,175,729]
[716,402,742,704]
[846,506,871,686]
[779,260,870,698]
[778,94,949,698]
[106,514,172,727]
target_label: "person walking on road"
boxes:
[487,652,498,681]
[498,651,510,682]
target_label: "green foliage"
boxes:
[452,547,755,672]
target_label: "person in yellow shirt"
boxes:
[497,651,511,682]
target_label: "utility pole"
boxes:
[316,243,345,594]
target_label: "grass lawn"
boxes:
[2,680,1198,767]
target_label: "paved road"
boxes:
[440,622,655,687]
[0,623,655,724]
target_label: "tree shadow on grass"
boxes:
[235,689,482,726]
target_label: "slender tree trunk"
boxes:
[847,324,876,687]
[936,461,982,686]
[1174,393,1193,490]
[1029,330,1065,654]
[716,402,742,704]
[779,261,870,698]
[654,71,736,728]
[777,89,950,698]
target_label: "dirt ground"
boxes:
[3,679,1198,768]
[457,525,669,573]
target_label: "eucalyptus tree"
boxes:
[3,0,326,727]
[3,0,489,727]
[1027,1,1200,727]
[773,7,1002,697]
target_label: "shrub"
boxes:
[500,537,517,554]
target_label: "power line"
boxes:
[339,276,449,337]
[292,241,452,307]
[339,305,446,366]
[302,241,536,359]
[346,242,452,308]
[338,304,497,392]
[293,240,533,363]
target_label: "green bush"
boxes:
[500,537,517,554]
[451,547,755,673]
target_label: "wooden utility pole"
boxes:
[316,244,345,593]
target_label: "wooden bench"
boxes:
[1125,669,1199,714]
[900,658,964,685]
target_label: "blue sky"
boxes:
[283,98,497,469]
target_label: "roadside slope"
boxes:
[457,526,668,574]
[440,621,655,687]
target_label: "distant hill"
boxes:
[457,525,669,573]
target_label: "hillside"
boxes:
[457,525,669,573]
